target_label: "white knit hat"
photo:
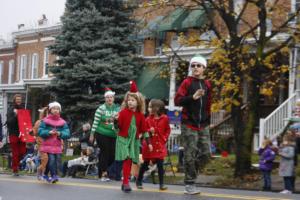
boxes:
[48,101,61,111]
[104,88,115,97]
[188,55,207,76]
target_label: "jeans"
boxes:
[284,176,294,191]
[45,154,61,177]
[108,160,123,180]
[262,170,271,189]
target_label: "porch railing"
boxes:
[258,91,299,149]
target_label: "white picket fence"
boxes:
[258,91,299,150]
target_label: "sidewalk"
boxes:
[174,172,300,193]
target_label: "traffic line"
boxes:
[0,177,293,200]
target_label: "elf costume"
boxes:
[115,81,150,192]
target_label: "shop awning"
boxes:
[137,16,164,39]
[157,8,189,32]
[181,8,207,29]
[136,65,169,100]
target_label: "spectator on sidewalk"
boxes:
[175,55,212,195]
[79,123,92,150]
[62,146,96,177]
[258,138,276,191]
[279,131,296,194]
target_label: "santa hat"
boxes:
[48,101,61,111]
[188,54,207,76]
[104,87,115,97]
[130,81,138,93]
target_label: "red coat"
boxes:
[142,114,171,160]
[118,108,147,139]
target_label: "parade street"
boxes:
[0,174,298,200]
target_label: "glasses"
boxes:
[191,64,204,68]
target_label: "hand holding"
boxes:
[193,89,205,100]
[150,127,155,134]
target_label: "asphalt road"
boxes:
[0,174,299,200]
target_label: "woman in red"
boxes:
[136,99,171,190]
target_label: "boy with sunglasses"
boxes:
[175,55,212,195]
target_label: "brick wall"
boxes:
[15,34,57,82]
[0,49,15,84]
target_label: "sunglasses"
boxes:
[191,64,204,68]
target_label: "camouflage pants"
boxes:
[181,124,211,184]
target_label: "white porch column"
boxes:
[289,48,297,97]
[168,57,177,110]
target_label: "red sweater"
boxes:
[117,108,147,139]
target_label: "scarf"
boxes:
[43,114,66,127]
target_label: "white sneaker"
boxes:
[280,190,292,194]
[100,177,110,182]
[184,184,201,195]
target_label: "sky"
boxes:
[0,0,66,40]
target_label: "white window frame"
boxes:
[296,0,300,11]
[8,60,14,84]
[0,61,3,84]
[171,34,179,49]
[43,48,49,77]
[234,0,245,16]
[20,54,27,81]
[31,53,39,79]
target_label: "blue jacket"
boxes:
[259,146,276,171]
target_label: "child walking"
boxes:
[115,81,152,193]
[136,99,171,190]
[38,102,70,183]
[279,131,296,194]
[32,107,49,180]
[258,138,275,191]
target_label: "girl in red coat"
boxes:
[115,81,153,193]
[136,99,171,190]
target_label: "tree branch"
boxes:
[264,36,293,58]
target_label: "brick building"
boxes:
[0,17,61,125]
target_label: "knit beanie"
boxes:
[188,55,207,76]
[48,101,61,111]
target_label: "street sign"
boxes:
[167,110,182,124]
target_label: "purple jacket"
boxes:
[259,146,276,171]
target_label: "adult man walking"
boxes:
[175,55,212,195]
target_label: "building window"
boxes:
[296,0,300,11]
[137,43,144,55]
[8,60,14,84]
[234,0,245,16]
[20,55,27,81]
[171,34,180,49]
[31,53,39,79]
[43,48,49,77]
[0,61,3,84]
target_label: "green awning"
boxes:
[137,16,165,39]
[137,65,169,99]
[158,8,189,32]
[181,8,207,29]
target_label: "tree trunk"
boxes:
[233,68,261,177]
